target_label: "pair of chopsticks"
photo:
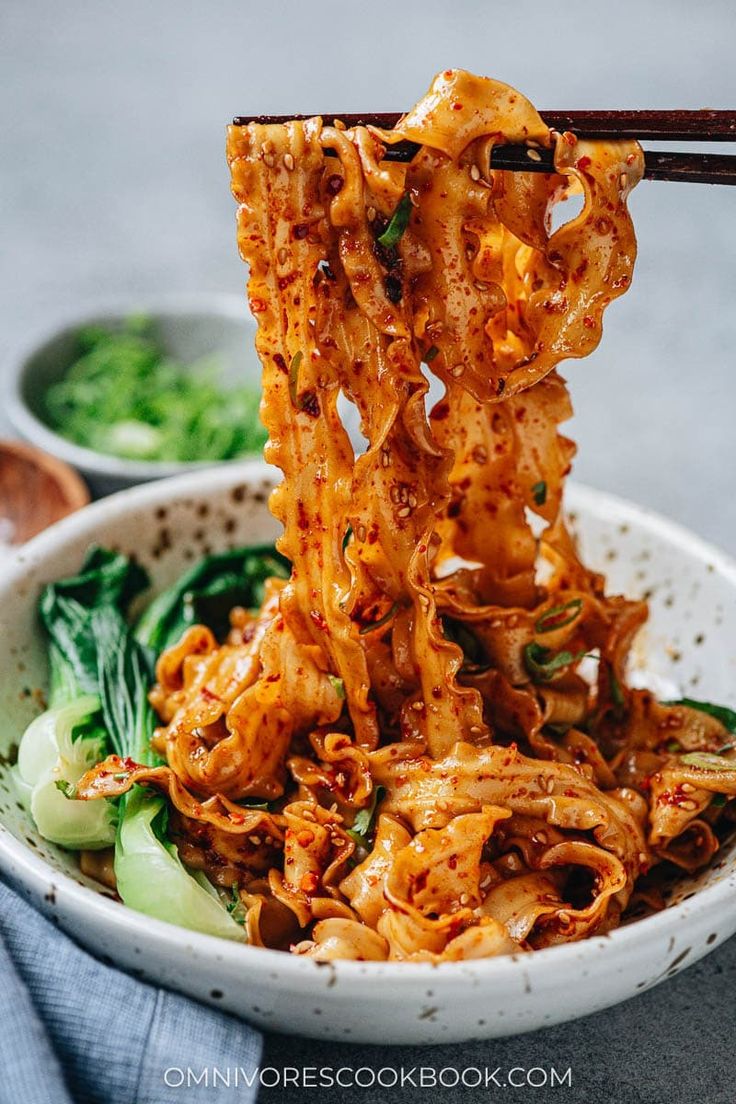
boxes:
[232,109,736,185]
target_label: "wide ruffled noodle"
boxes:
[74,69,736,960]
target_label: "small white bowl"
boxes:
[0,463,734,1044]
[5,293,262,497]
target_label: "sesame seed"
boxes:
[408,494,417,508]
[411,701,424,711]
[526,149,542,163]
[450,363,464,377]
[249,835,261,845]
[356,524,367,542]
[367,206,377,222]
[558,910,571,925]
[408,192,419,207]
[681,783,696,794]
[469,726,482,736]
[546,777,556,794]
[619,172,627,189]
[459,893,470,905]
[397,506,412,518]
[526,139,541,149]
[283,152,295,171]
[277,247,288,265]
[680,799,698,811]
[390,486,400,503]
[470,164,481,181]
[263,153,276,168]
[381,448,391,467]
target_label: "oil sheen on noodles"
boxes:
[77,70,736,962]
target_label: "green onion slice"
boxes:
[531,481,547,507]
[288,351,303,408]
[679,751,736,772]
[358,602,399,636]
[377,195,412,248]
[534,598,583,634]
[524,642,585,683]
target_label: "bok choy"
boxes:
[17,542,286,941]
[14,547,149,849]
[116,544,289,939]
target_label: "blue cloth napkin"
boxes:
[0,877,263,1104]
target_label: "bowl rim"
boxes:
[1,460,735,983]
[4,292,261,480]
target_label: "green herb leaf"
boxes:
[711,793,728,808]
[377,194,412,248]
[531,481,547,507]
[524,642,585,683]
[424,345,439,363]
[347,786,386,851]
[534,598,583,634]
[664,698,736,735]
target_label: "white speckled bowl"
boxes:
[0,462,734,1044]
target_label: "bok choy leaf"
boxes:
[134,544,289,651]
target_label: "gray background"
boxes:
[2,1,735,1101]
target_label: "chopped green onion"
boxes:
[54,779,77,800]
[610,668,625,708]
[328,675,346,700]
[524,642,585,683]
[288,351,303,408]
[226,884,247,926]
[680,751,736,772]
[532,481,547,507]
[42,317,266,463]
[377,195,412,248]
[534,598,583,634]
[424,345,439,363]
[358,602,399,636]
[711,793,728,808]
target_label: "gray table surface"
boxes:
[2,2,735,1101]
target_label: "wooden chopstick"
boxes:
[233,109,736,140]
[232,109,736,185]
